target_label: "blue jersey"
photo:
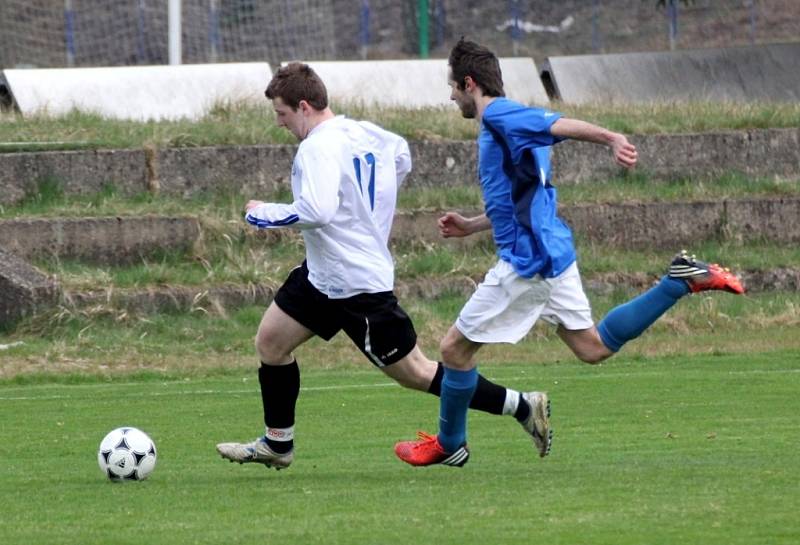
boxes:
[479,97,576,279]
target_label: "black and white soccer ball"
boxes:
[97,427,157,481]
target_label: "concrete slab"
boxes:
[390,197,800,250]
[0,248,59,328]
[0,63,272,121]
[297,58,549,107]
[541,43,800,104]
[0,216,200,265]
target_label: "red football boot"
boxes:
[668,250,745,294]
[394,432,470,467]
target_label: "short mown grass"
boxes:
[0,353,798,544]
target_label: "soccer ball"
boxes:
[97,427,157,481]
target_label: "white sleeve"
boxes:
[395,137,412,186]
[245,148,341,230]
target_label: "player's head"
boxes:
[448,37,505,118]
[265,62,329,140]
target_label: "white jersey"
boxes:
[246,115,411,298]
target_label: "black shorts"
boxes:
[273,262,417,367]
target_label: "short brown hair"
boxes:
[448,38,505,98]
[265,62,328,110]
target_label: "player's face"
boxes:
[272,97,309,140]
[448,74,477,119]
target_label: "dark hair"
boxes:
[265,62,328,110]
[448,37,505,98]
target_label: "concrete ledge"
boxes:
[0,196,794,266]
[153,146,295,197]
[59,266,800,318]
[1,128,799,205]
[553,128,800,183]
[1,63,272,121]
[0,216,200,264]
[63,283,276,315]
[0,248,59,328]
[300,58,549,108]
[0,148,146,203]
[391,197,800,249]
[541,43,800,104]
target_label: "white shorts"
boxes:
[456,259,594,344]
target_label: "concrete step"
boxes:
[391,197,800,249]
[59,267,800,316]
[0,215,199,264]
[1,128,799,205]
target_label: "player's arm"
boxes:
[245,151,340,230]
[438,212,491,238]
[550,118,637,168]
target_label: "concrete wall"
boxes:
[301,58,549,108]
[0,216,200,264]
[391,197,800,250]
[0,248,58,328]
[1,128,798,205]
[2,63,271,121]
[542,43,800,104]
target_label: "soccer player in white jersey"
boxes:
[395,39,745,468]
[216,62,552,470]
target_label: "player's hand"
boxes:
[611,135,637,168]
[245,200,264,213]
[438,212,473,238]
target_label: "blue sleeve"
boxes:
[482,102,566,164]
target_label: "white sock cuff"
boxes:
[265,426,294,442]
[503,389,520,416]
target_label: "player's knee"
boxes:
[439,338,457,365]
[575,348,609,365]
[254,328,287,363]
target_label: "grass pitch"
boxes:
[1,352,798,545]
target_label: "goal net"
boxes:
[0,0,340,69]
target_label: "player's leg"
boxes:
[396,260,553,465]
[376,337,540,436]
[215,302,311,469]
[216,263,338,470]
[595,250,743,353]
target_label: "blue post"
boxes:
[209,0,221,62]
[508,0,522,55]
[64,0,76,66]
[359,0,370,59]
[668,0,679,50]
[592,0,601,53]
[748,0,757,44]
[433,0,446,48]
[136,0,147,63]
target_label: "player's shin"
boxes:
[597,275,689,352]
[437,366,478,453]
[259,360,300,454]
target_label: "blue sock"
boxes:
[597,275,690,352]
[438,367,478,453]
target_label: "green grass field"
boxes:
[2,99,799,544]
[1,351,798,545]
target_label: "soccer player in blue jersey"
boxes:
[395,38,744,467]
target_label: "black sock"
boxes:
[258,360,300,454]
[514,394,531,422]
[428,361,506,415]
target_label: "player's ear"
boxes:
[463,75,476,92]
